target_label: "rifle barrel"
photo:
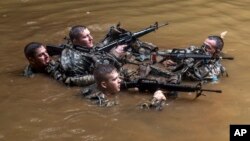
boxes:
[201,89,222,93]
[160,23,168,27]
[132,22,168,38]
[221,56,234,60]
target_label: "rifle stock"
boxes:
[46,44,65,56]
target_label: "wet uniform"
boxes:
[172,46,226,81]
[80,84,118,107]
[23,58,95,87]
[46,59,95,86]
[23,64,45,77]
[61,45,94,76]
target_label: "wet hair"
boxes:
[24,42,43,59]
[208,35,224,51]
[69,25,87,42]
[94,64,117,85]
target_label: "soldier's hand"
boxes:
[116,44,127,53]
[110,44,127,58]
[153,90,166,101]
[162,59,176,67]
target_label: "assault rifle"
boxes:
[121,78,222,99]
[158,51,234,63]
[96,22,168,52]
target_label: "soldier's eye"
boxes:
[202,44,211,49]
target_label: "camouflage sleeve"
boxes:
[45,60,95,86]
[45,60,65,82]
[64,75,95,87]
[80,85,118,107]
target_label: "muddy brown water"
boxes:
[0,0,250,141]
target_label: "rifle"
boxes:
[46,37,72,56]
[158,51,234,63]
[121,78,222,99]
[46,44,92,56]
[96,22,168,52]
[46,44,66,56]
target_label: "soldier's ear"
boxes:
[101,81,107,89]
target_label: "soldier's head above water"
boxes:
[69,25,94,48]
[202,33,225,56]
[94,64,121,95]
[24,42,51,70]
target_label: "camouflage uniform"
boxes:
[23,59,95,87]
[23,64,44,77]
[61,44,123,73]
[171,46,226,81]
[80,84,118,107]
[60,45,95,86]
[61,45,94,76]
[45,59,95,86]
[183,58,226,81]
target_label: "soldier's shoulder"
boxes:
[80,84,98,97]
[23,64,35,77]
[80,84,118,107]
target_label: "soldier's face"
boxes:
[75,28,94,48]
[203,38,217,55]
[104,70,121,94]
[30,46,50,68]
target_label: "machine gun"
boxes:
[121,78,222,99]
[96,22,168,52]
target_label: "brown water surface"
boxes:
[0,0,250,141]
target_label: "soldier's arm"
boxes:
[45,60,95,86]
[64,75,95,87]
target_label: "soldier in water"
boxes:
[23,42,96,86]
[80,64,121,107]
[166,32,228,81]
[81,64,167,108]
[23,42,53,77]
[60,25,127,86]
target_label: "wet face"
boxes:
[30,46,50,68]
[74,28,94,48]
[203,38,217,55]
[103,70,121,95]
